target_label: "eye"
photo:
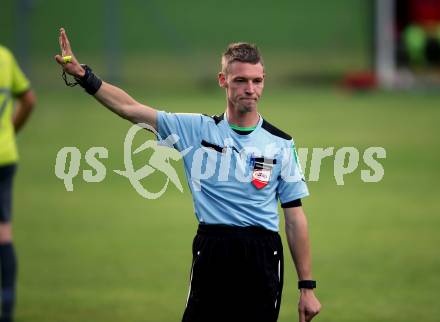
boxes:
[254,79,263,84]
[235,78,246,83]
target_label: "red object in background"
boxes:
[410,0,440,25]
[342,71,378,91]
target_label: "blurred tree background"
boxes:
[1,0,371,90]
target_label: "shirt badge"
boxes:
[251,157,276,189]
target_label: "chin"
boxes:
[237,102,257,113]
[237,106,252,113]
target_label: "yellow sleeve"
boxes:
[10,53,30,96]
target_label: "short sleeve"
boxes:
[277,141,309,207]
[156,111,204,152]
[10,53,30,96]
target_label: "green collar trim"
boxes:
[229,123,257,131]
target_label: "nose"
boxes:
[245,80,255,95]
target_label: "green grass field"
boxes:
[12,87,440,322]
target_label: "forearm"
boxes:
[284,207,322,320]
[13,90,36,133]
[94,81,138,120]
[93,81,157,128]
[284,207,313,280]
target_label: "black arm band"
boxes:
[298,280,316,289]
[281,198,302,208]
[74,65,102,95]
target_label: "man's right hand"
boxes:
[54,27,85,78]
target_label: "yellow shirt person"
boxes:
[0,45,31,166]
[0,45,35,322]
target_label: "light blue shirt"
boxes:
[157,111,309,232]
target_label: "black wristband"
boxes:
[74,64,102,95]
[298,280,316,289]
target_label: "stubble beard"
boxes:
[237,104,253,114]
[236,98,258,114]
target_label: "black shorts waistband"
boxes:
[197,224,278,237]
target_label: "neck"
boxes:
[226,103,259,128]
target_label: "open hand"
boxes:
[54,28,85,78]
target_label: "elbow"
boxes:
[285,220,295,231]
[284,210,308,232]
[28,90,37,110]
[20,90,37,111]
[285,220,299,236]
[121,103,148,125]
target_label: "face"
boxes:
[218,61,265,113]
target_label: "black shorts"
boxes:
[182,224,284,322]
[0,164,16,223]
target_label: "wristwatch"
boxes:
[298,280,316,289]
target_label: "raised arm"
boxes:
[54,28,157,129]
[283,206,321,322]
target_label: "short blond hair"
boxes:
[221,42,264,73]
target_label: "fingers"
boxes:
[59,27,73,56]
[60,29,67,56]
[305,310,314,322]
[54,54,74,67]
[305,308,320,322]
[299,309,306,322]
[299,306,320,322]
[54,55,65,66]
[58,34,62,55]
[298,292,321,322]
[58,29,64,55]
[62,28,73,55]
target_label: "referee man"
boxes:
[55,28,321,322]
[0,45,36,322]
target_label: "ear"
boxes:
[218,72,227,88]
